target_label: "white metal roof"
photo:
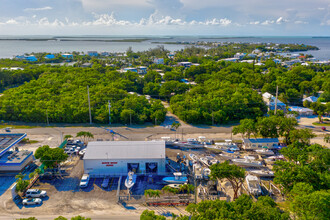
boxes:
[84,141,165,160]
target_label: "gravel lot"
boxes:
[0,116,328,219]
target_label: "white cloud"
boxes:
[249,21,260,25]
[318,7,325,10]
[6,19,19,25]
[23,6,53,12]
[320,20,330,26]
[294,20,308,24]
[38,17,65,26]
[261,20,275,25]
[276,17,288,24]
[204,18,232,26]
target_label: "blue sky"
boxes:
[0,0,329,35]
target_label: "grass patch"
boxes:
[277,201,291,212]
[20,138,39,144]
[0,124,40,129]
[312,122,330,126]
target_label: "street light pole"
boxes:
[87,85,92,124]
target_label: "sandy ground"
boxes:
[297,116,330,147]
[0,115,328,219]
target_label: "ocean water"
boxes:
[0,36,329,60]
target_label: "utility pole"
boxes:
[46,110,49,126]
[108,100,111,125]
[155,117,157,126]
[130,112,132,126]
[274,85,278,115]
[212,112,214,125]
[87,85,92,124]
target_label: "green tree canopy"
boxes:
[210,161,245,200]
[35,145,68,169]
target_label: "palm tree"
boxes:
[64,134,73,140]
[15,173,25,180]
[76,131,94,144]
[179,184,195,194]
[162,186,179,195]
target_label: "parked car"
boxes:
[25,189,47,198]
[101,177,110,188]
[80,174,90,188]
[22,198,42,206]
[79,149,86,156]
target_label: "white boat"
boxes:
[200,157,210,166]
[249,169,274,177]
[163,172,188,184]
[167,183,183,189]
[209,157,219,165]
[182,138,204,149]
[125,171,136,189]
[215,140,239,150]
[219,152,240,160]
[193,164,203,179]
[206,140,239,152]
[244,155,256,160]
[189,153,198,162]
[203,168,211,180]
[246,174,262,196]
[255,149,275,155]
[204,145,225,152]
[232,158,264,167]
[265,155,285,164]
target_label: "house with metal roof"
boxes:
[83,141,166,176]
[243,138,279,150]
[302,96,318,103]
[45,54,55,59]
[288,106,314,116]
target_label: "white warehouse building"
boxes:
[83,141,166,176]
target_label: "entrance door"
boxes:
[127,163,139,173]
[146,162,158,173]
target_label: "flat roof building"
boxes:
[83,141,166,176]
[243,138,279,150]
[0,133,33,173]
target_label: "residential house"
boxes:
[153,58,164,65]
[219,58,239,62]
[62,54,73,59]
[262,92,286,111]
[45,54,55,59]
[82,63,93,68]
[87,51,99,57]
[123,67,138,73]
[177,62,192,68]
[288,106,314,116]
[234,53,246,59]
[137,66,147,74]
[247,54,257,58]
[25,56,38,62]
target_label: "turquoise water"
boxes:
[0,36,329,60]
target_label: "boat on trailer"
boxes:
[162,172,188,184]
[125,171,136,189]
[246,174,262,196]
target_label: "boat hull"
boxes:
[162,177,188,184]
[125,174,136,189]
